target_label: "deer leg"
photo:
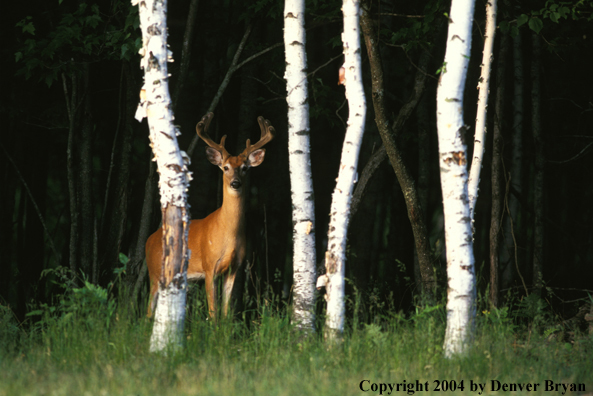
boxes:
[204,272,217,319]
[147,280,159,318]
[222,271,237,317]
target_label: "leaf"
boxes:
[23,22,36,35]
[118,252,130,265]
[45,73,55,88]
[529,17,544,34]
[14,52,23,62]
[121,43,129,59]
[550,12,560,23]
[510,25,519,38]
[517,14,529,27]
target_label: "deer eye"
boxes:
[223,165,229,171]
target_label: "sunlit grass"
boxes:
[0,286,591,396]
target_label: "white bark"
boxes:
[323,0,366,342]
[133,0,191,353]
[468,0,497,221]
[284,0,317,333]
[149,272,188,353]
[436,0,477,357]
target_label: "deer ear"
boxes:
[205,147,223,166]
[248,149,266,167]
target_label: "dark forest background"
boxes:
[1,0,592,323]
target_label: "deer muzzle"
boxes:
[230,179,242,190]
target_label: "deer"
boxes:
[145,112,275,319]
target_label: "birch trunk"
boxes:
[321,0,366,342]
[133,0,192,353]
[436,0,477,357]
[531,33,544,296]
[468,0,497,221]
[284,0,317,333]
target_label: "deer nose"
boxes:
[230,180,242,190]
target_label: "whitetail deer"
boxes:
[145,112,275,318]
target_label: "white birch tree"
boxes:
[283,0,317,333]
[317,0,366,342]
[133,0,191,353]
[436,0,477,357]
[468,0,497,221]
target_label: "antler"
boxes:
[244,116,275,156]
[196,112,230,157]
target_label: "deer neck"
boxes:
[220,186,246,233]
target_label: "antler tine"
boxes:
[245,116,275,154]
[196,112,229,155]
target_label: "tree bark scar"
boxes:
[147,23,161,36]
[325,251,338,273]
[147,52,160,71]
[453,151,466,166]
[443,151,466,166]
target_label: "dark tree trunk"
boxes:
[79,65,95,280]
[490,35,509,308]
[501,30,524,292]
[359,4,435,302]
[531,33,544,296]
[129,161,157,302]
[65,72,81,278]
[0,140,16,308]
[64,65,95,282]
[21,127,49,306]
[415,96,431,294]
[173,0,200,110]
[98,63,135,285]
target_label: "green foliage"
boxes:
[14,1,140,87]
[0,304,22,354]
[310,77,344,128]
[502,0,593,36]
[479,306,516,338]
[385,0,444,51]
[26,268,117,334]
[0,281,592,395]
[514,292,554,332]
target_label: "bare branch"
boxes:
[187,22,253,158]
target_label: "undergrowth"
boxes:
[0,268,591,396]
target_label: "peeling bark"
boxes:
[436,0,477,358]
[323,0,366,343]
[134,0,191,353]
[468,0,497,221]
[284,0,317,333]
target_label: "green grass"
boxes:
[0,287,592,396]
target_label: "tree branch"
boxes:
[187,22,253,158]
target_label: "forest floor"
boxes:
[0,284,592,396]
